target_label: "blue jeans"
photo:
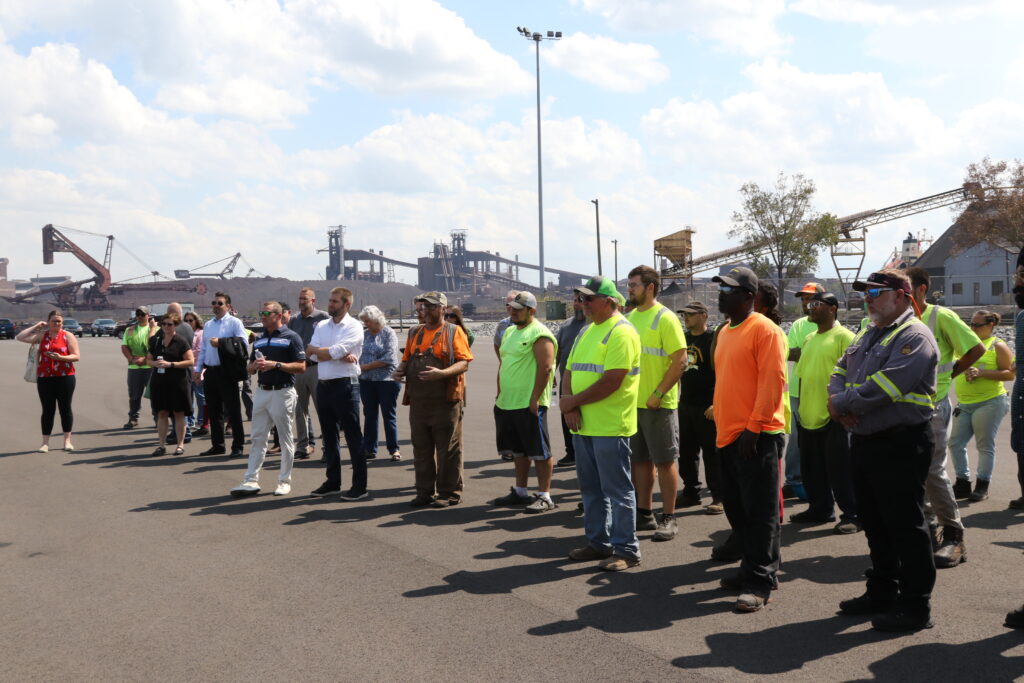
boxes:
[949,393,1010,482]
[360,380,401,455]
[573,435,640,560]
[317,378,366,491]
[784,395,801,485]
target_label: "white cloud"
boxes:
[543,32,669,92]
[572,0,789,56]
[789,0,1021,25]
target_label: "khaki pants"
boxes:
[410,399,464,499]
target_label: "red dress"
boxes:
[38,330,75,378]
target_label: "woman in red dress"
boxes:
[16,309,81,452]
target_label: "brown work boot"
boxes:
[568,545,613,562]
[934,525,967,568]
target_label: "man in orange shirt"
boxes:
[394,292,473,508]
[711,266,787,613]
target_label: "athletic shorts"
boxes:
[630,407,679,465]
[494,405,551,461]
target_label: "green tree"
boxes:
[729,172,837,296]
[952,157,1024,253]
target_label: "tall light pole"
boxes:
[591,198,602,275]
[517,26,561,293]
[611,238,619,285]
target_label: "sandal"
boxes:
[390,451,402,462]
[173,446,185,456]
[152,446,167,456]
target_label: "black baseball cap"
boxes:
[852,272,911,294]
[810,292,839,308]
[712,266,757,293]
[677,301,708,314]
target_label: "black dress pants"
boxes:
[203,365,245,451]
[797,419,857,521]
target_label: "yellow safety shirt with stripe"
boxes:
[627,302,686,410]
[566,312,641,437]
[953,336,1007,405]
[921,303,982,402]
[828,307,938,435]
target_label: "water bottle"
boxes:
[157,356,165,374]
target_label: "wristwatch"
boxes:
[275,362,282,370]
[653,389,664,399]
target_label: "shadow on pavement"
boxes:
[851,631,1024,681]
[671,615,887,674]
[962,508,1024,529]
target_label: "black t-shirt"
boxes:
[148,333,191,378]
[250,327,306,386]
[679,327,716,407]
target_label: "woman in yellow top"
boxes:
[949,310,1013,502]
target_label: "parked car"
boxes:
[0,318,14,339]
[63,318,84,337]
[91,318,117,336]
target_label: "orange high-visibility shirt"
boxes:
[713,312,787,448]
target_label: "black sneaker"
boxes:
[311,483,341,497]
[790,509,836,524]
[229,447,245,458]
[339,488,368,501]
[952,477,972,499]
[839,593,896,616]
[123,420,137,430]
[493,487,532,506]
[365,453,377,461]
[556,455,575,467]
[192,427,209,437]
[871,608,933,632]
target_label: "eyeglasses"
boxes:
[259,311,277,317]
[806,300,826,309]
[160,322,175,328]
[969,321,993,328]
[864,287,894,299]
[211,301,226,307]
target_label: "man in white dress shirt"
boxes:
[306,287,367,500]
[194,291,248,457]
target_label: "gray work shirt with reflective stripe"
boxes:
[828,307,938,436]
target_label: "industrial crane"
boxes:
[174,253,241,280]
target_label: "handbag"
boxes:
[24,343,39,383]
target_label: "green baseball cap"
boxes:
[574,275,618,299]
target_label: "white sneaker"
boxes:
[38,445,49,453]
[273,482,291,496]
[230,481,260,497]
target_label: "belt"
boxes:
[259,383,293,391]
[319,377,358,384]
[852,421,928,441]
[305,360,318,367]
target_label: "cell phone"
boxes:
[953,406,961,417]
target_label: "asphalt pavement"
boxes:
[2,336,1024,681]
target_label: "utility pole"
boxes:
[591,199,602,275]
[517,26,561,293]
[611,239,619,286]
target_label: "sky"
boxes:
[2,0,1024,287]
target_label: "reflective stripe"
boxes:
[924,306,938,333]
[937,361,954,373]
[570,362,604,373]
[641,345,668,357]
[627,367,640,376]
[880,317,924,346]
[651,307,668,330]
[869,371,901,401]
[601,317,633,344]
[896,392,934,408]
[832,365,847,377]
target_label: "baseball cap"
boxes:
[135,306,149,315]
[810,292,840,308]
[677,300,708,314]
[415,291,448,306]
[712,266,758,293]
[795,281,825,297]
[574,275,619,299]
[852,272,911,295]
[508,291,537,310]
[613,290,626,307]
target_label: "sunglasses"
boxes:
[259,311,277,317]
[718,285,739,293]
[969,321,994,328]
[806,300,827,309]
[444,313,458,319]
[160,322,175,327]
[211,301,226,306]
[864,287,894,299]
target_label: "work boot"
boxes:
[934,525,967,568]
[929,522,942,552]
[636,508,657,531]
[952,477,972,499]
[969,479,990,502]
